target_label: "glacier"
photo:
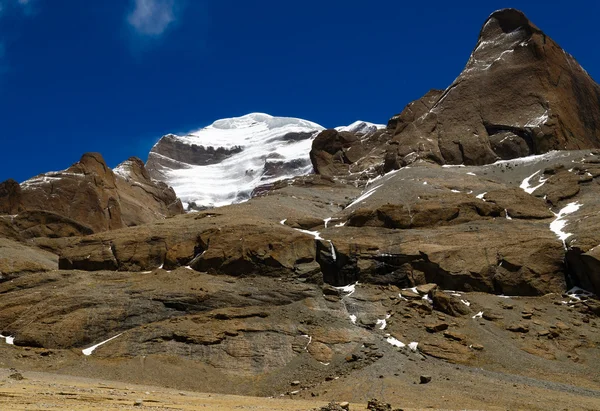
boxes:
[146,113,383,209]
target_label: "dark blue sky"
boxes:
[1,0,599,182]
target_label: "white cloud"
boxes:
[127,0,179,37]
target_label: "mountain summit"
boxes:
[146,113,383,209]
[385,8,600,167]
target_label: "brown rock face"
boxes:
[0,179,23,215]
[113,157,184,226]
[309,128,392,181]
[385,8,600,167]
[0,153,183,238]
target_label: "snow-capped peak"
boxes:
[210,112,322,131]
[146,113,382,210]
[335,120,385,134]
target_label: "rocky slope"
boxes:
[0,8,600,410]
[0,153,183,239]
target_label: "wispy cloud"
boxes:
[127,0,181,38]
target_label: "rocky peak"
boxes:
[0,152,183,238]
[113,156,152,182]
[382,8,600,168]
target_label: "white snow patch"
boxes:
[461,299,471,307]
[349,314,357,324]
[335,282,358,296]
[451,190,461,193]
[346,185,382,209]
[334,221,346,228]
[525,110,549,128]
[280,219,287,225]
[476,192,487,200]
[294,228,324,240]
[566,286,594,301]
[466,172,476,176]
[328,240,337,262]
[505,209,512,220]
[520,170,548,194]
[302,335,312,351]
[0,335,15,345]
[386,336,406,348]
[550,202,582,244]
[335,120,385,134]
[408,342,419,352]
[472,311,484,319]
[376,318,387,330]
[323,217,332,228]
[82,333,123,356]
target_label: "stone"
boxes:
[425,322,449,333]
[367,398,392,411]
[400,290,422,300]
[443,330,467,342]
[506,323,530,333]
[308,342,333,363]
[420,375,432,384]
[416,283,438,295]
[483,312,504,321]
[8,372,24,380]
[430,290,471,317]
[420,341,475,363]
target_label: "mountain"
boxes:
[0,153,183,238]
[385,8,600,167]
[146,113,384,209]
[1,9,600,409]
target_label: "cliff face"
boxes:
[0,153,183,238]
[384,8,600,167]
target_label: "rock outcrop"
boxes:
[385,9,600,167]
[0,153,183,238]
[309,9,600,178]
